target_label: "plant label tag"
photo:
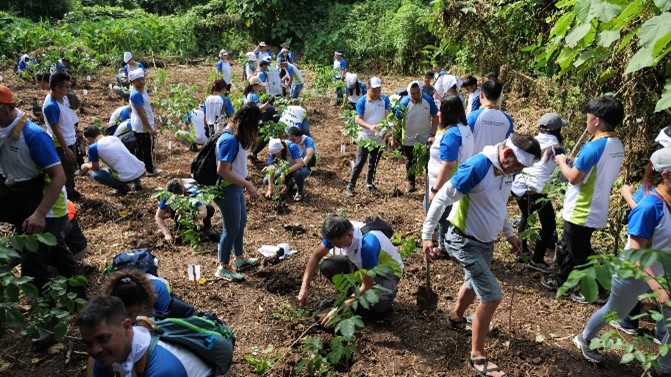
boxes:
[194,265,201,280]
[108,84,113,90]
[0,75,3,82]
[82,89,88,96]
[87,75,91,81]
[168,141,172,151]
[340,144,346,154]
[187,264,195,280]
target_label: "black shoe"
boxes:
[540,275,561,291]
[367,185,383,196]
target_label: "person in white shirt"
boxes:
[462,76,481,115]
[468,79,513,155]
[215,49,232,86]
[128,68,160,176]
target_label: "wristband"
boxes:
[430,186,439,194]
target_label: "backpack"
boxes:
[137,314,235,376]
[108,248,159,276]
[191,129,237,186]
[360,215,394,239]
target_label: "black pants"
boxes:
[56,144,78,196]
[516,193,556,263]
[319,255,398,314]
[347,146,382,190]
[557,221,595,284]
[401,145,416,184]
[134,132,155,173]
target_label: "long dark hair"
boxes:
[211,78,228,94]
[234,103,262,149]
[440,95,466,129]
[347,82,362,96]
[243,84,254,96]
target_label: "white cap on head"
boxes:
[128,68,144,81]
[443,75,463,91]
[407,81,422,95]
[345,72,358,87]
[651,147,671,172]
[219,49,228,56]
[262,56,272,63]
[280,48,289,53]
[268,138,283,154]
[369,77,382,89]
[655,128,671,148]
[123,51,133,63]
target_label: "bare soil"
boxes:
[0,63,643,376]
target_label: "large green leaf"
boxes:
[566,23,593,47]
[580,274,598,303]
[653,29,671,57]
[655,80,671,113]
[597,30,620,48]
[638,13,671,49]
[655,0,671,12]
[575,0,592,23]
[549,12,576,39]
[611,0,644,29]
[624,46,654,74]
[589,1,621,23]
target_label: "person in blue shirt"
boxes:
[103,268,172,320]
[155,178,216,244]
[277,43,294,63]
[123,52,145,80]
[16,54,35,74]
[287,126,317,168]
[203,78,235,137]
[333,50,347,104]
[215,49,232,87]
[297,214,404,322]
[264,138,311,202]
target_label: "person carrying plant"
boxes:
[541,96,625,305]
[215,49,232,87]
[468,79,513,155]
[263,138,310,202]
[422,133,540,377]
[286,126,317,169]
[278,59,304,99]
[128,68,160,176]
[43,72,83,201]
[176,107,208,150]
[511,113,566,272]
[333,50,347,104]
[395,80,439,193]
[155,178,216,244]
[203,78,235,137]
[341,73,366,111]
[81,126,144,195]
[297,214,404,320]
[243,76,270,110]
[77,296,212,377]
[243,52,257,81]
[213,103,262,282]
[572,147,671,376]
[344,77,391,197]
[462,76,481,115]
[426,95,474,259]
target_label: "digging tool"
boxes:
[416,258,438,316]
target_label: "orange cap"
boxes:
[0,85,15,105]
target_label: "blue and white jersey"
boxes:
[427,124,474,188]
[256,51,272,63]
[322,226,403,272]
[216,60,232,84]
[146,273,172,316]
[277,51,294,63]
[129,88,155,132]
[467,107,513,155]
[333,58,347,79]
[279,106,307,131]
[396,94,438,146]
[203,95,234,126]
[285,63,304,85]
[466,89,481,115]
[92,326,211,377]
[123,62,145,78]
[216,132,247,186]
[244,93,260,105]
[109,106,131,127]
[88,136,145,182]
[269,141,301,166]
[43,94,77,146]
[626,191,671,276]
[295,135,317,159]
[0,113,68,218]
[355,95,391,144]
[562,135,624,228]
[258,71,268,83]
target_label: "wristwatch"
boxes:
[430,186,439,193]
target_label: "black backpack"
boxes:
[191,129,236,186]
[360,215,394,239]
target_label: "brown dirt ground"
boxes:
[0,62,644,376]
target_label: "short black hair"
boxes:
[480,80,503,102]
[440,95,466,128]
[510,133,542,163]
[287,126,303,137]
[83,126,101,138]
[463,76,477,88]
[484,72,497,81]
[49,72,71,90]
[75,296,129,328]
[260,61,270,67]
[424,71,434,78]
[322,214,353,241]
[584,96,625,130]
[166,178,184,195]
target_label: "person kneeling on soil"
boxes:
[77,296,211,377]
[81,126,144,195]
[297,214,404,323]
[155,178,216,244]
[263,138,310,202]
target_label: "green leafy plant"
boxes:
[244,345,278,375]
[391,233,418,259]
[269,300,307,322]
[263,160,290,201]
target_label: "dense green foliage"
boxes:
[4,0,74,20]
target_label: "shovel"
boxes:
[416,258,438,316]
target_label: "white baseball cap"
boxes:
[123,51,132,63]
[128,68,144,81]
[369,77,382,88]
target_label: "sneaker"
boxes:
[344,188,355,197]
[570,292,609,305]
[232,257,259,272]
[367,185,383,196]
[540,275,561,291]
[214,266,244,282]
[608,320,638,335]
[293,192,304,202]
[145,169,162,177]
[526,260,552,273]
[406,183,416,193]
[573,335,604,364]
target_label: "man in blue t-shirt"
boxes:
[77,296,212,377]
[297,214,404,322]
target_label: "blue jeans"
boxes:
[91,168,140,191]
[263,167,311,195]
[300,118,310,136]
[215,185,246,265]
[290,84,303,99]
[582,276,671,372]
